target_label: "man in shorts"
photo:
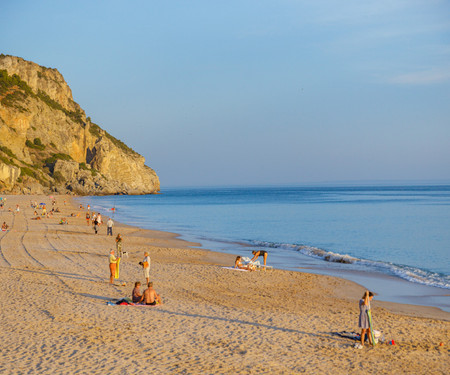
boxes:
[143,282,162,305]
[140,251,151,284]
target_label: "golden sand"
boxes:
[0,195,448,374]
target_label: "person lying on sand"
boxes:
[143,282,162,305]
[234,256,254,271]
[1,222,8,231]
[132,281,144,303]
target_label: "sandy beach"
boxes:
[0,195,448,374]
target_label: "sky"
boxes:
[1,0,450,187]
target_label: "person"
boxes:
[16,204,20,213]
[140,252,151,284]
[132,281,144,303]
[93,217,99,234]
[356,290,374,349]
[1,222,8,231]
[85,212,90,225]
[234,256,253,271]
[91,212,97,226]
[250,250,268,267]
[106,217,114,236]
[116,234,123,257]
[109,249,119,284]
[97,213,102,226]
[142,282,162,305]
[87,204,90,211]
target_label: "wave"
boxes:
[250,241,450,290]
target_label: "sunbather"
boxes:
[250,250,268,266]
[234,256,253,270]
[132,281,144,303]
[143,282,162,305]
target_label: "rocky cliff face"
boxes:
[0,54,160,195]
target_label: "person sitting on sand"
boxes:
[234,256,253,271]
[250,250,268,266]
[1,222,8,231]
[143,282,162,305]
[355,290,374,349]
[132,281,144,303]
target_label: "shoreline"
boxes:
[76,195,450,317]
[0,194,448,374]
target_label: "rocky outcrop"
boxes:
[0,54,160,195]
[0,163,20,190]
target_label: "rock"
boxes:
[0,162,21,189]
[0,54,160,195]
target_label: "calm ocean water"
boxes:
[78,185,450,303]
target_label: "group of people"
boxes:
[234,250,268,270]
[107,237,162,305]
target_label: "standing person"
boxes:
[109,249,119,284]
[142,282,162,305]
[250,250,268,267]
[87,204,90,211]
[16,204,20,213]
[106,217,114,236]
[140,252,151,284]
[93,217,99,235]
[116,234,123,257]
[85,212,90,226]
[97,213,102,226]
[355,290,374,349]
[91,212,97,226]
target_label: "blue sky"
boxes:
[2,0,450,187]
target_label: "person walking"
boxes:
[106,217,114,236]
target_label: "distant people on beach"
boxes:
[15,204,20,213]
[116,234,123,257]
[356,290,374,349]
[132,281,144,303]
[85,212,90,225]
[140,252,151,284]
[106,217,114,236]
[1,222,8,231]
[143,282,162,305]
[97,213,102,226]
[250,250,268,266]
[109,249,119,284]
[234,256,253,271]
[93,217,99,234]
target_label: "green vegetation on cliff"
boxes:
[0,69,83,123]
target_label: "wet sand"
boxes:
[0,195,448,374]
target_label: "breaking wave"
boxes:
[250,241,450,290]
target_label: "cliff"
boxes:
[0,54,160,195]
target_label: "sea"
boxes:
[77,185,450,312]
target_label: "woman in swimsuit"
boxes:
[250,250,268,266]
[234,256,253,271]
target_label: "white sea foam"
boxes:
[251,240,450,290]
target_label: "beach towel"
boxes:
[221,267,248,272]
[115,258,121,279]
